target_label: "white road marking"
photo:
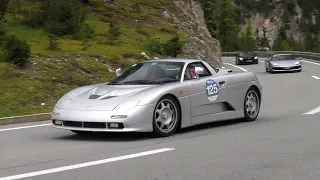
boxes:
[223,63,248,72]
[303,106,320,115]
[260,60,265,63]
[0,124,51,132]
[301,60,320,66]
[0,148,175,180]
[312,76,320,80]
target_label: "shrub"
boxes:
[132,3,142,14]
[163,35,184,57]
[107,23,121,45]
[40,0,86,36]
[20,7,43,28]
[75,23,95,40]
[48,33,60,51]
[3,35,31,67]
[145,38,162,54]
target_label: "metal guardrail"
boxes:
[221,51,320,61]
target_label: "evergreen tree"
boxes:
[239,21,258,51]
[0,0,8,21]
[272,26,289,50]
[40,0,86,36]
[201,0,219,38]
[260,26,270,48]
[255,28,261,47]
[216,0,240,51]
[107,23,121,45]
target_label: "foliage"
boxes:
[107,23,121,45]
[201,0,240,51]
[0,0,9,20]
[48,34,60,51]
[2,35,30,67]
[272,26,289,51]
[40,0,86,36]
[20,6,43,28]
[163,35,184,57]
[238,21,258,51]
[145,37,162,54]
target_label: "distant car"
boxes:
[265,54,302,73]
[51,59,262,137]
[235,51,258,65]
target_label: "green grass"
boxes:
[0,0,183,118]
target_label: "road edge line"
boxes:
[0,148,175,180]
[0,113,51,126]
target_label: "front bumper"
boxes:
[51,104,156,132]
[270,66,301,72]
[239,58,258,64]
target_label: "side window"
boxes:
[183,62,212,81]
[191,62,212,77]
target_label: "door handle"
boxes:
[219,81,225,85]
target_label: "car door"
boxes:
[184,62,228,122]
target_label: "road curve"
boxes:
[1,57,320,180]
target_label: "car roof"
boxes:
[147,58,203,63]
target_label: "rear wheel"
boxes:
[242,88,260,122]
[71,130,94,136]
[152,95,180,137]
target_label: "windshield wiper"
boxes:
[122,80,163,85]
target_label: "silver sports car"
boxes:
[51,59,262,137]
[265,54,302,73]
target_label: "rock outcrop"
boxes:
[164,0,222,67]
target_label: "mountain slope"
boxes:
[0,0,221,118]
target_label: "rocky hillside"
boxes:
[235,0,320,47]
[0,0,221,118]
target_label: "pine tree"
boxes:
[260,26,270,48]
[201,0,219,38]
[272,26,289,50]
[0,0,9,21]
[255,28,261,47]
[107,23,121,45]
[216,0,240,51]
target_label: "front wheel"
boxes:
[242,88,261,122]
[152,95,180,137]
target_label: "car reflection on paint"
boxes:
[52,59,262,137]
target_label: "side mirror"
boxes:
[195,67,204,75]
[115,68,122,77]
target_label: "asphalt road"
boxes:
[1,57,320,180]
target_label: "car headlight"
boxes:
[254,57,258,59]
[295,61,301,65]
[113,100,140,112]
[271,63,278,66]
[239,58,243,60]
[56,99,72,109]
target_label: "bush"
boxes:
[20,7,43,28]
[3,35,31,67]
[75,23,95,40]
[107,23,121,45]
[163,35,184,57]
[40,0,86,36]
[145,38,162,54]
[48,34,60,51]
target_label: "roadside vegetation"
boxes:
[0,0,185,118]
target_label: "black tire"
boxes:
[241,88,261,122]
[152,95,180,137]
[71,130,94,136]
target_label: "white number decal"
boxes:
[207,84,218,95]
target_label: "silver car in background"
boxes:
[265,54,302,73]
[51,59,262,137]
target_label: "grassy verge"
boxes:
[0,0,183,118]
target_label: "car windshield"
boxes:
[240,52,254,56]
[272,55,295,61]
[109,61,185,85]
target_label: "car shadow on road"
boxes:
[53,119,247,142]
[52,131,152,142]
